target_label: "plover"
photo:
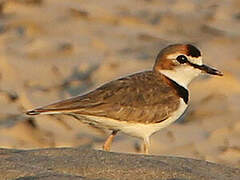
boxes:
[26,44,223,154]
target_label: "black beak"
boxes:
[198,64,223,76]
[188,62,223,76]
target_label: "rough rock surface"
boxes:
[0,147,239,180]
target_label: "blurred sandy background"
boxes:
[0,0,239,167]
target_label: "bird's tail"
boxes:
[26,108,64,115]
[26,95,86,116]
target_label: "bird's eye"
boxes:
[176,55,188,64]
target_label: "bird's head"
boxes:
[154,44,223,88]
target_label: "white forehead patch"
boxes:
[188,56,203,65]
[166,53,203,66]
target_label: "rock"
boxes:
[0,147,239,180]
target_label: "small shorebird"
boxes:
[26,44,223,154]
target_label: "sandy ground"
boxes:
[0,0,239,167]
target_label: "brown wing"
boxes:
[27,71,180,124]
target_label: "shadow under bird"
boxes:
[26,44,223,154]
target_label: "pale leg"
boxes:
[103,130,118,151]
[143,137,150,154]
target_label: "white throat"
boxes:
[159,66,201,88]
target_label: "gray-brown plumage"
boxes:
[27,71,180,124]
[26,44,223,154]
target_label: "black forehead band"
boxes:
[186,44,201,58]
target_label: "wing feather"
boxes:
[27,71,180,123]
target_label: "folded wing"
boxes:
[26,71,180,124]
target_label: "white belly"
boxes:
[70,99,187,140]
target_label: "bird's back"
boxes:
[27,71,181,124]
